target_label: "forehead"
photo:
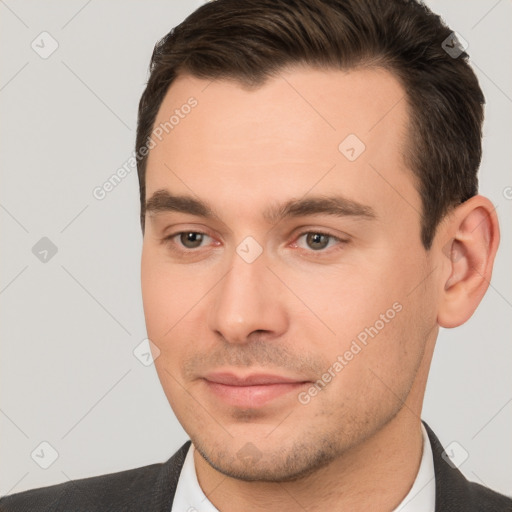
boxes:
[145,65,415,218]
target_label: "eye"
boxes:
[161,229,348,256]
[294,231,347,252]
[164,231,213,250]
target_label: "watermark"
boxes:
[441,441,469,469]
[442,237,464,263]
[503,186,512,200]
[133,338,161,366]
[237,442,263,464]
[338,133,366,162]
[92,96,198,201]
[441,31,468,59]
[31,31,59,59]
[31,441,59,469]
[298,301,403,405]
[32,237,58,263]
[149,97,198,143]
[236,236,263,263]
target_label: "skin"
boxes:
[140,66,499,511]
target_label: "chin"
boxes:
[192,434,340,483]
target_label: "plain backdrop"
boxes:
[1,0,511,498]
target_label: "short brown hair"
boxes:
[136,0,484,249]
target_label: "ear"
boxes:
[437,195,500,328]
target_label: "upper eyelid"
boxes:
[164,228,341,240]
[295,230,347,241]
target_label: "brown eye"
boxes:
[179,232,205,249]
[305,233,331,250]
[293,231,349,256]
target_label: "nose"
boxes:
[208,247,289,344]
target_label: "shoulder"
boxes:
[423,421,512,511]
[464,479,512,510]
[0,441,191,512]
[0,463,162,511]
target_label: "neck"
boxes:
[194,410,425,512]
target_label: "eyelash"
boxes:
[161,230,349,257]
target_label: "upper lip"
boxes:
[204,372,309,386]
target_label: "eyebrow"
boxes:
[144,189,376,224]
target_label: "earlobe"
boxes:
[437,196,500,328]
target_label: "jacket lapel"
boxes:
[423,421,474,511]
[153,440,192,511]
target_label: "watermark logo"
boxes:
[441,441,469,469]
[442,238,464,263]
[32,237,58,263]
[92,97,198,201]
[31,32,59,59]
[237,442,263,464]
[150,97,198,143]
[31,441,59,469]
[133,338,161,366]
[338,134,366,162]
[298,301,403,405]
[442,31,468,59]
[236,236,263,263]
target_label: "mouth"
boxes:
[202,372,311,408]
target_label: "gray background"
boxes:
[1,0,511,497]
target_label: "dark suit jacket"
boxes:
[1,422,510,511]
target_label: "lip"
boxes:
[203,372,310,408]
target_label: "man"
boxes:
[2,0,510,510]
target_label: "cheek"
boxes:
[313,304,426,431]
[141,248,204,340]
[141,252,197,410]
[141,248,217,386]
[286,256,428,385]
[277,259,400,345]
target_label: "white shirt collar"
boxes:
[171,422,435,512]
[172,442,219,512]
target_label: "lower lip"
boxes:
[204,380,307,408]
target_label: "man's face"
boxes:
[141,66,439,481]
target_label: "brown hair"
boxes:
[136,0,484,249]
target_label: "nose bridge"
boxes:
[208,243,287,343]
